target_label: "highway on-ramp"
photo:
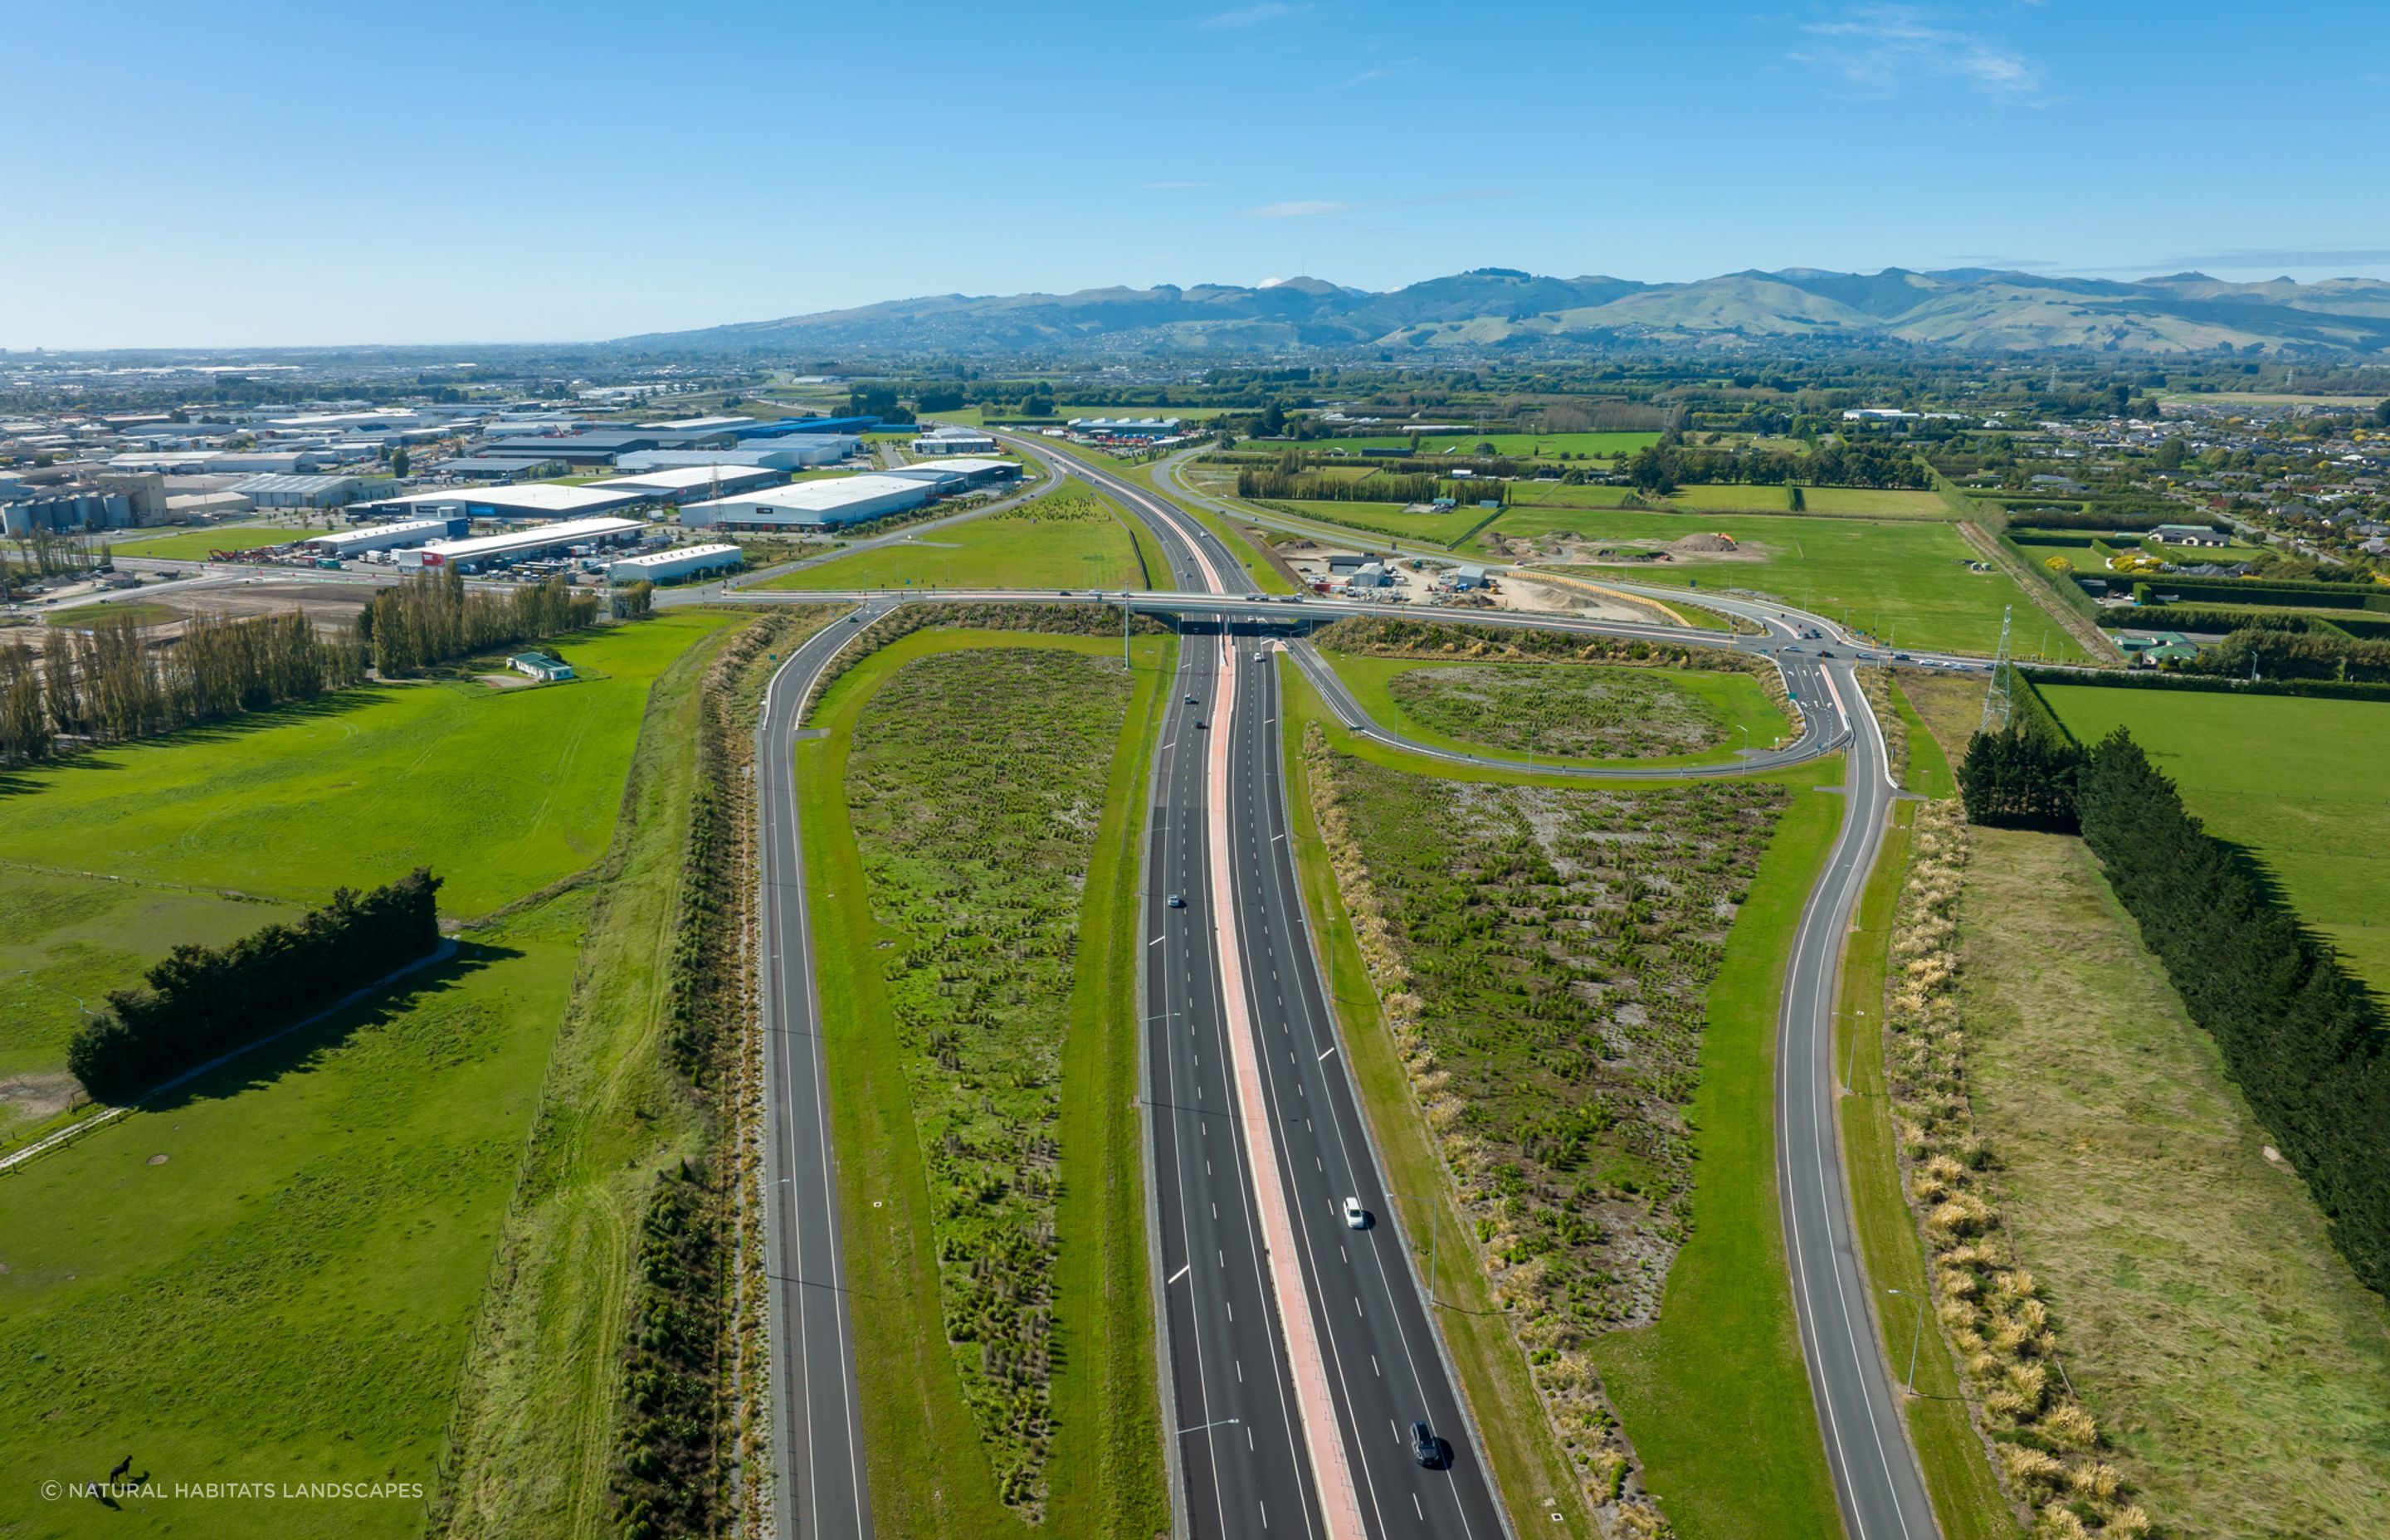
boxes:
[754,597,897,1540]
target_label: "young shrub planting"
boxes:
[66,866,441,1099]
[608,609,816,1538]
[1880,801,2146,1538]
[1386,661,1734,759]
[842,646,1134,1516]
[1306,724,1784,1532]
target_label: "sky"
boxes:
[6,0,2388,349]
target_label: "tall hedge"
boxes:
[2075,733,2390,1296]
[1956,727,2082,831]
[67,868,443,1100]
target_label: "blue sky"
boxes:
[7,0,2387,348]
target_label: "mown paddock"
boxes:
[2034,685,2390,1000]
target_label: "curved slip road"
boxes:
[754,596,898,1540]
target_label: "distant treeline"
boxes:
[358,567,599,675]
[1236,470,1444,504]
[1625,441,1929,495]
[1958,728,2390,1296]
[0,610,364,767]
[68,868,443,1101]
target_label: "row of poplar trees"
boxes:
[1960,721,2390,1296]
[0,610,363,765]
[357,566,598,676]
[0,569,606,766]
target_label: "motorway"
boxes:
[735,428,1938,1540]
[1051,439,1942,1540]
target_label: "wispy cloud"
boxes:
[1790,6,2044,101]
[1245,200,1360,218]
[1241,188,1519,219]
[1336,56,1417,88]
[1200,2,1300,30]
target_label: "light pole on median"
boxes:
[1844,1006,1866,1092]
[1887,1286,1927,1392]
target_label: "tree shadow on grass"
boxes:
[0,685,406,802]
[131,939,520,1114]
[2207,833,2388,1027]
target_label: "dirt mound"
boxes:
[1669,533,1737,553]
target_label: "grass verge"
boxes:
[1836,802,2022,1540]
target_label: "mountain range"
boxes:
[618,267,2390,358]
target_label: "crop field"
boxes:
[105,526,296,560]
[0,899,583,1540]
[1324,651,1789,767]
[1475,508,2091,659]
[802,629,1169,1537]
[2036,686,2390,997]
[1257,497,1500,545]
[755,487,1158,592]
[1959,828,2390,1540]
[0,612,739,924]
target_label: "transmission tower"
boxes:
[1978,604,2014,733]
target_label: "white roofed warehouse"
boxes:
[361,482,646,522]
[591,465,783,504]
[303,517,466,556]
[394,515,646,571]
[607,543,744,584]
[680,473,932,531]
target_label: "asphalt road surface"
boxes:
[755,597,896,1540]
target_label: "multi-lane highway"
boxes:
[738,427,1941,1540]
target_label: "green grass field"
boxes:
[106,527,296,560]
[1476,507,2090,659]
[1503,482,1641,510]
[1666,485,1953,518]
[0,612,738,924]
[756,489,1158,592]
[2036,686,2390,997]
[1259,497,1500,546]
[43,598,183,628]
[0,874,298,1130]
[799,629,1168,1537]
[1322,650,1791,768]
[1961,828,2390,1540]
[0,902,583,1540]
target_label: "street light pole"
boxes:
[1887,1287,1926,1391]
[1844,1006,1865,1091]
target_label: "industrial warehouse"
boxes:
[606,542,744,583]
[396,515,646,571]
